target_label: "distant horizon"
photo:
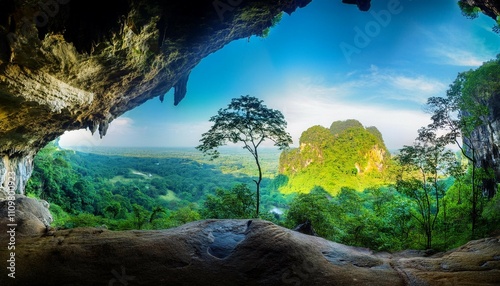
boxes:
[58,143,297,152]
[57,139,407,156]
[58,145,286,154]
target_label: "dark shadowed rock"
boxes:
[293,220,318,236]
[459,0,500,20]
[342,0,371,11]
[0,219,498,285]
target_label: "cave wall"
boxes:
[466,92,500,198]
[0,0,312,195]
[0,154,33,199]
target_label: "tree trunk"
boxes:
[254,150,263,218]
[471,149,478,239]
[255,181,260,218]
[426,228,432,250]
[457,138,479,240]
[443,199,448,249]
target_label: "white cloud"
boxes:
[59,117,136,148]
[423,25,496,67]
[266,77,433,151]
[300,66,447,105]
[429,46,487,67]
[384,75,447,104]
[158,121,213,147]
[58,129,103,149]
[59,117,212,148]
[390,76,446,94]
[61,68,442,152]
[112,117,134,127]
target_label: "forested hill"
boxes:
[279,119,392,195]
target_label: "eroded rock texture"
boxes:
[0,219,498,285]
[466,92,500,198]
[0,0,311,195]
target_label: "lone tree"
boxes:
[196,95,292,217]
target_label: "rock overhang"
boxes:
[0,0,312,194]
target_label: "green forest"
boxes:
[26,56,500,253]
[279,119,392,195]
[26,144,291,230]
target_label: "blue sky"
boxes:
[60,0,500,151]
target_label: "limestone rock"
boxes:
[0,195,52,236]
[293,219,318,236]
[0,219,498,285]
[0,154,35,198]
[464,91,500,198]
[0,0,312,194]
[394,237,500,285]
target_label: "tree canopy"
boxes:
[197,95,292,216]
[424,56,500,237]
[202,184,255,219]
[196,96,292,158]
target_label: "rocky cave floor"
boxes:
[0,198,499,285]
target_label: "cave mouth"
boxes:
[0,1,500,284]
[1,0,499,241]
[0,1,499,268]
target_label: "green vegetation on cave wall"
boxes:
[279,120,392,195]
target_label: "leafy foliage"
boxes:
[457,1,480,19]
[285,187,336,239]
[197,95,292,216]
[279,120,391,195]
[202,184,256,219]
[330,119,364,135]
[284,186,417,251]
[457,1,500,34]
[197,96,292,159]
[261,12,283,38]
[425,56,500,238]
[26,143,289,230]
[396,129,456,249]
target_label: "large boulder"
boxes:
[0,195,52,236]
[0,219,498,285]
